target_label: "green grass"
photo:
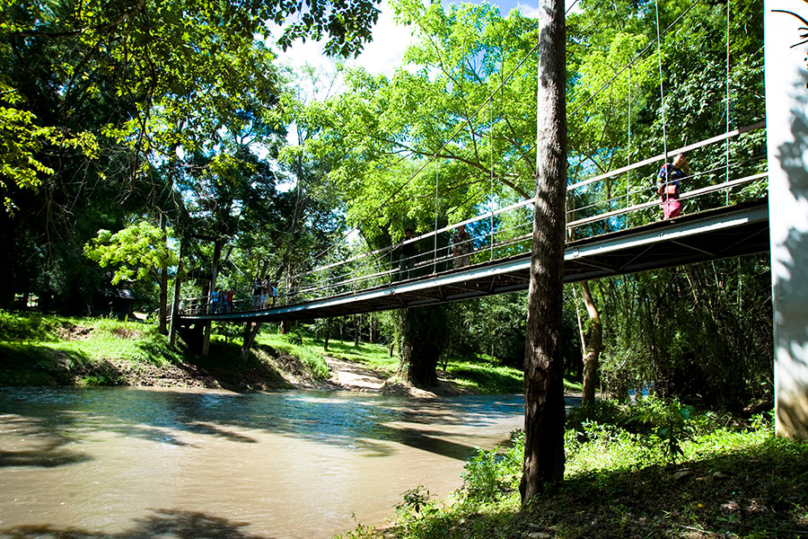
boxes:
[339,402,801,539]
[297,334,526,393]
[255,333,330,379]
[288,334,585,395]
[442,358,523,394]
[307,335,400,372]
[0,311,317,388]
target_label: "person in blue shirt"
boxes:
[657,153,688,219]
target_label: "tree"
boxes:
[84,221,179,324]
[312,2,544,386]
[0,0,380,311]
[579,281,602,405]
[520,0,567,502]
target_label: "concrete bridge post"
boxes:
[766,0,808,438]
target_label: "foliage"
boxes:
[594,255,773,412]
[461,431,523,503]
[0,308,67,342]
[396,486,437,517]
[355,403,798,539]
[84,221,178,285]
[0,82,99,212]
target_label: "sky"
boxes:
[274,0,546,83]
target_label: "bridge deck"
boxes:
[181,200,769,323]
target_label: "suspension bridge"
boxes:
[171,0,808,439]
[178,0,771,326]
[180,120,769,324]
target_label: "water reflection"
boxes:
[0,388,525,539]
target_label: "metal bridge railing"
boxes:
[182,122,767,316]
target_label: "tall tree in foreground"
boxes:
[520,0,567,502]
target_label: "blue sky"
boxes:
[276,0,545,82]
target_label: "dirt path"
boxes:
[319,356,474,397]
[322,356,388,392]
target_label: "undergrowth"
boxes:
[340,398,804,539]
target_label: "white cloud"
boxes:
[274,0,418,83]
[515,0,582,17]
[515,2,539,17]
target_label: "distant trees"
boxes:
[0,0,380,311]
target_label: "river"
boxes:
[0,387,525,538]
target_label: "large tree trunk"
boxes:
[521,0,567,503]
[579,281,602,405]
[400,306,448,387]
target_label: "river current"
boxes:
[0,387,524,538]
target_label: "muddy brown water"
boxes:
[0,387,525,538]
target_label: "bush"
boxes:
[460,430,523,503]
[0,310,64,342]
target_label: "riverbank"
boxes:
[0,311,529,395]
[338,402,805,539]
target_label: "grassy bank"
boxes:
[0,311,312,389]
[1,311,580,395]
[279,332,543,395]
[340,400,805,539]
[0,311,532,393]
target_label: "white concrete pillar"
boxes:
[766,1,808,438]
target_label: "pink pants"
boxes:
[662,198,681,219]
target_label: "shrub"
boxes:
[0,310,64,342]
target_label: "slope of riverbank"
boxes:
[0,312,528,395]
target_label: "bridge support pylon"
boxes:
[766,1,808,439]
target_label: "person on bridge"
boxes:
[252,279,262,310]
[224,288,235,313]
[270,282,278,306]
[449,224,473,269]
[261,279,270,309]
[398,228,418,280]
[657,153,688,220]
[210,287,220,314]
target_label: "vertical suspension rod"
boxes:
[725,0,731,205]
[434,160,439,273]
[490,94,495,261]
[654,0,669,166]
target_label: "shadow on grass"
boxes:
[0,509,275,539]
[394,438,808,539]
[0,343,118,386]
[445,363,523,394]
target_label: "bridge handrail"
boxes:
[181,122,768,314]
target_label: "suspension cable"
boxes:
[434,159,439,274]
[312,0,585,264]
[725,0,731,205]
[654,0,669,166]
[490,91,495,260]
[626,65,632,229]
